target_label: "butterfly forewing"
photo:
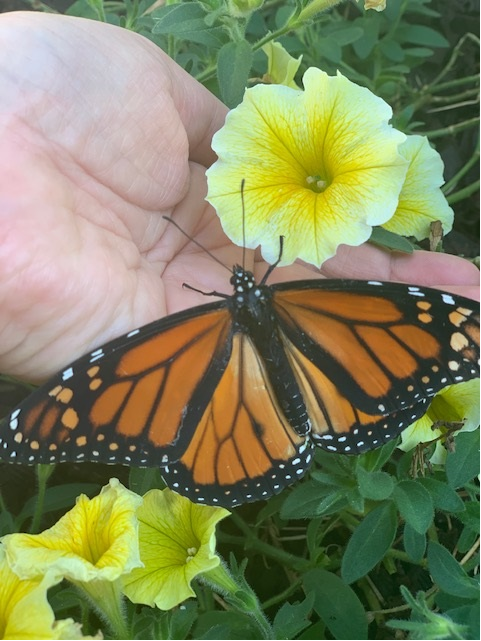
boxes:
[1,303,233,466]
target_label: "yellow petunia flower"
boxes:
[2,479,141,639]
[383,134,454,240]
[53,620,103,640]
[0,547,100,640]
[363,0,386,11]
[207,67,408,267]
[2,478,142,584]
[261,42,302,89]
[398,379,480,464]
[122,488,230,610]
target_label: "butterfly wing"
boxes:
[161,332,314,507]
[0,302,234,466]
[272,280,480,453]
[1,296,314,508]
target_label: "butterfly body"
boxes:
[227,266,312,438]
[0,272,479,507]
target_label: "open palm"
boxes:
[0,12,478,382]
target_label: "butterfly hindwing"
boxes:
[161,332,315,507]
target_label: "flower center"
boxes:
[186,547,197,563]
[306,174,328,193]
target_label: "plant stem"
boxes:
[443,139,479,194]
[423,117,479,139]
[446,180,480,205]
[29,464,55,534]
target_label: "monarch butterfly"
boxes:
[0,243,479,507]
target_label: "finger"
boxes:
[167,61,228,167]
[321,243,480,300]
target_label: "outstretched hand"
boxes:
[0,12,478,382]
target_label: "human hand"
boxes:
[0,12,478,383]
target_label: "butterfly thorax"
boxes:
[229,265,275,332]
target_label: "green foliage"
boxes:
[387,585,473,640]
[217,40,254,106]
[445,429,480,488]
[303,569,367,639]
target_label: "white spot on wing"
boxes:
[62,367,74,381]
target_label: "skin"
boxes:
[0,12,478,383]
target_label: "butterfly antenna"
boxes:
[162,216,231,273]
[260,236,285,285]
[240,179,247,269]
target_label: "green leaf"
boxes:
[0,509,16,537]
[272,594,314,639]
[152,3,225,47]
[357,467,394,501]
[217,40,253,108]
[341,502,397,584]
[169,601,198,639]
[309,470,346,487]
[457,501,480,534]
[427,542,479,599]
[396,24,449,48]
[393,480,434,534]
[446,429,480,489]
[379,39,405,62]
[457,523,479,554]
[297,621,325,640]
[351,16,381,59]
[403,522,426,562]
[17,483,100,527]
[405,47,435,58]
[346,486,365,513]
[444,604,480,641]
[417,478,465,513]
[328,26,364,46]
[369,227,415,253]
[303,569,368,640]
[49,585,87,614]
[129,467,165,496]
[281,482,349,519]
[316,37,342,64]
[361,439,399,472]
[196,611,259,639]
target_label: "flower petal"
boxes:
[398,379,480,463]
[53,619,103,640]
[262,42,302,89]
[0,548,58,639]
[383,135,454,240]
[3,479,142,583]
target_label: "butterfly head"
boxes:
[230,265,256,293]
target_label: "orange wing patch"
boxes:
[280,330,429,453]
[162,334,313,506]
